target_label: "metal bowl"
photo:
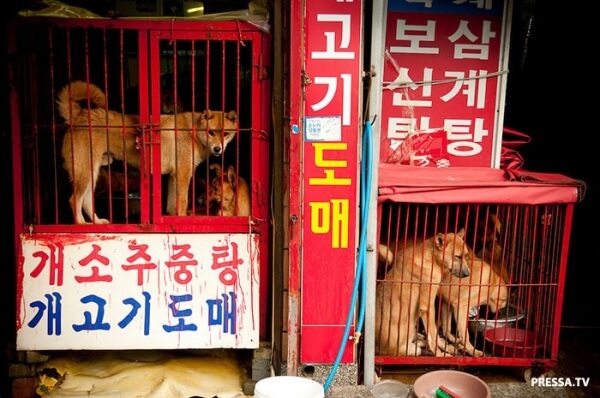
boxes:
[468,304,526,333]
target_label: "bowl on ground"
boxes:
[371,379,409,398]
[412,369,491,398]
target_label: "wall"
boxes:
[503,0,596,328]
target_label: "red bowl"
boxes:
[483,327,544,357]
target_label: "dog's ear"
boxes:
[226,165,237,187]
[435,233,445,250]
[202,109,214,120]
[226,110,238,122]
[456,227,465,238]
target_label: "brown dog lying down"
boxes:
[207,164,250,217]
[438,257,509,357]
[58,80,238,224]
[376,229,472,357]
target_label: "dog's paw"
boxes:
[471,349,485,357]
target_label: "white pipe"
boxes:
[364,0,387,388]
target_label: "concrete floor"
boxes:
[325,328,599,398]
[30,328,598,397]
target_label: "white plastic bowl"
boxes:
[372,379,409,398]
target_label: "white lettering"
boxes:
[390,20,439,54]
[577,377,590,387]
[531,377,591,388]
[311,14,355,60]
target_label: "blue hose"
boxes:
[323,120,373,391]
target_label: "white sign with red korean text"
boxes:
[379,0,512,167]
[17,233,259,350]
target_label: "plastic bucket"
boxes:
[254,376,324,398]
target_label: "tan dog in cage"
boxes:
[438,257,509,357]
[476,213,510,284]
[58,80,238,224]
[375,229,472,357]
[207,164,250,216]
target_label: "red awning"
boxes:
[378,163,585,204]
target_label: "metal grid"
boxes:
[375,200,573,371]
[9,17,271,234]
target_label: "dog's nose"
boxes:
[213,146,222,155]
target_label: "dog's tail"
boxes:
[57,80,106,121]
[377,243,395,266]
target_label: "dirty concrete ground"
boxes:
[26,328,598,397]
[324,328,600,398]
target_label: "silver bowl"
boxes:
[468,304,526,334]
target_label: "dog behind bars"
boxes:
[375,229,472,357]
[58,80,238,223]
[207,164,250,217]
[438,256,509,357]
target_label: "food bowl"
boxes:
[483,326,544,357]
[468,304,526,333]
[412,370,491,398]
[371,379,409,398]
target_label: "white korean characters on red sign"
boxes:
[301,0,363,363]
[380,0,511,167]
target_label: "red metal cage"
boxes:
[9,16,272,346]
[374,164,583,372]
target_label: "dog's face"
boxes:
[434,228,471,278]
[208,164,237,216]
[197,110,238,157]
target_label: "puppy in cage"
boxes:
[438,256,509,357]
[375,229,472,357]
[58,80,238,224]
[207,164,250,217]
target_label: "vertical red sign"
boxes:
[301,0,363,363]
[379,0,511,167]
